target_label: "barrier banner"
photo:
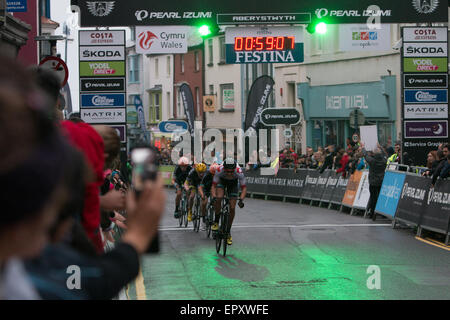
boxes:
[330,175,349,204]
[353,171,370,209]
[320,171,339,203]
[279,169,306,198]
[266,170,289,197]
[245,169,269,195]
[375,171,406,218]
[420,178,450,233]
[395,174,429,225]
[312,170,330,201]
[302,170,319,200]
[342,171,363,207]
[159,165,175,186]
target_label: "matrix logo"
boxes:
[87,1,115,17]
[138,31,158,50]
[412,0,439,14]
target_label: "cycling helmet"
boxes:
[195,163,207,174]
[209,163,220,174]
[178,156,190,166]
[223,158,237,170]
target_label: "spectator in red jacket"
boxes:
[336,152,350,177]
[61,121,105,253]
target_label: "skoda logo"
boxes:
[87,1,116,17]
[315,8,329,18]
[412,0,439,14]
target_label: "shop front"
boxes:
[298,76,397,150]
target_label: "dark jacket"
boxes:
[320,152,336,173]
[432,159,449,185]
[25,242,139,300]
[363,149,387,187]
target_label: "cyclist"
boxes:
[211,158,247,245]
[199,163,220,231]
[172,156,192,218]
[185,163,207,222]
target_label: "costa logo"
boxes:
[414,29,437,35]
[138,31,158,50]
[90,32,114,39]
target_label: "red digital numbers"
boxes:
[234,36,295,51]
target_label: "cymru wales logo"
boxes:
[138,31,158,50]
[87,1,116,17]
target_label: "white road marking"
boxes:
[158,223,391,232]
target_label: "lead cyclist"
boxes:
[211,158,247,245]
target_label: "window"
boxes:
[220,83,234,111]
[167,56,171,76]
[195,87,200,117]
[130,27,135,41]
[208,39,213,65]
[209,85,214,95]
[195,51,200,72]
[180,55,185,73]
[176,87,182,118]
[155,58,159,78]
[219,37,226,62]
[128,94,139,105]
[167,92,171,118]
[128,55,140,83]
[149,92,161,123]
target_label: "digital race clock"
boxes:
[234,36,296,51]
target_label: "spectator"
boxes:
[422,151,439,177]
[336,151,350,177]
[319,145,336,173]
[387,142,401,166]
[0,55,71,299]
[431,145,449,187]
[361,142,387,221]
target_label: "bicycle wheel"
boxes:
[215,208,222,254]
[183,195,189,228]
[206,203,213,238]
[193,196,200,233]
[222,207,229,257]
[178,197,184,227]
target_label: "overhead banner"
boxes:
[135,26,188,54]
[375,171,406,218]
[73,0,448,27]
[179,84,195,136]
[339,24,391,52]
[244,75,275,133]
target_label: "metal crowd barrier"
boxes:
[245,167,450,245]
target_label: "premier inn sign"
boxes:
[73,0,448,26]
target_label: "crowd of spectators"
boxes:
[0,55,166,300]
[276,141,449,183]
